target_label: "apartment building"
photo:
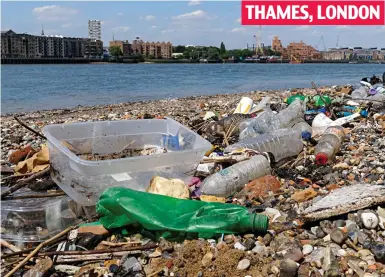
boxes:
[142,41,172,59]
[88,20,101,40]
[109,40,132,56]
[271,36,284,54]
[1,30,103,58]
[286,40,321,61]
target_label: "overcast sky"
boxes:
[2,1,385,49]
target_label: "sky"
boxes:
[2,1,385,49]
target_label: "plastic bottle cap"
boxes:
[315,152,328,165]
[250,213,269,233]
[360,110,368,117]
[301,131,312,141]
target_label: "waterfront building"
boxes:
[1,29,103,58]
[88,20,101,40]
[109,40,133,56]
[131,37,144,55]
[286,40,321,61]
[129,37,172,58]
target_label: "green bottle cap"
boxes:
[250,213,269,233]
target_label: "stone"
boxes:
[159,238,174,252]
[283,246,303,262]
[291,187,317,203]
[237,259,250,270]
[315,227,326,238]
[263,233,273,246]
[357,231,370,245]
[242,175,281,199]
[358,249,373,258]
[333,162,350,170]
[55,265,81,275]
[361,212,379,229]
[201,252,213,266]
[337,249,347,257]
[149,248,162,258]
[280,259,298,277]
[371,242,385,263]
[24,258,53,277]
[123,257,142,272]
[334,220,346,228]
[243,238,256,251]
[147,176,190,199]
[302,244,313,255]
[234,242,246,251]
[330,229,347,245]
[252,243,269,257]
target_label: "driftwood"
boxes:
[14,116,47,140]
[3,191,65,200]
[0,239,22,253]
[1,167,50,199]
[38,243,157,257]
[4,226,75,277]
[301,183,385,221]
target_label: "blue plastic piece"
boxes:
[301,131,312,141]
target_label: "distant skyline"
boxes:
[2,1,385,49]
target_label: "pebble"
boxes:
[280,259,298,277]
[283,247,303,262]
[330,229,347,245]
[361,212,379,229]
[302,244,313,255]
[334,220,346,228]
[122,257,142,272]
[243,238,256,251]
[337,249,347,257]
[237,259,250,270]
[159,238,174,252]
[371,242,385,263]
[201,252,213,266]
[234,242,246,251]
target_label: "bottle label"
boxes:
[325,127,345,141]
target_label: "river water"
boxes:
[2,63,384,114]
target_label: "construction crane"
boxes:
[315,35,327,51]
[253,25,263,56]
[336,32,340,48]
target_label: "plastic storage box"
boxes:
[1,191,80,242]
[42,117,212,206]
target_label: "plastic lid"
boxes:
[250,213,269,233]
[360,110,368,117]
[315,152,328,165]
[301,131,312,141]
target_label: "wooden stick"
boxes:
[3,192,65,200]
[38,243,157,257]
[0,239,22,253]
[14,116,47,140]
[1,167,50,199]
[4,225,75,277]
[148,268,165,277]
[100,241,142,247]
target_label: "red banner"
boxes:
[241,1,385,25]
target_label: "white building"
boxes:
[88,20,101,40]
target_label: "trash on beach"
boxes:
[14,145,50,175]
[311,112,360,137]
[96,187,269,236]
[315,126,345,165]
[301,183,385,222]
[234,97,253,114]
[147,176,190,199]
[42,117,212,206]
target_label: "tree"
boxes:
[220,42,226,54]
[183,50,190,59]
[207,47,219,60]
[109,46,123,57]
[173,45,186,53]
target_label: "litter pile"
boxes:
[1,75,385,277]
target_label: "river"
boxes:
[2,63,384,114]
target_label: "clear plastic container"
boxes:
[199,155,271,197]
[1,191,80,243]
[42,117,212,206]
[315,126,345,165]
[351,86,368,99]
[225,128,303,162]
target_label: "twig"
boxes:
[4,225,75,277]
[3,192,65,200]
[0,239,22,252]
[148,268,165,277]
[100,241,142,247]
[1,167,50,199]
[38,243,157,257]
[14,116,46,140]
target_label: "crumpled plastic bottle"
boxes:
[199,155,271,197]
[96,187,269,237]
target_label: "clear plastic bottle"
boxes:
[351,86,368,99]
[315,126,345,165]
[239,99,305,140]
[225,128,303,163]
[199,155,271,197]
[292,121,313,140]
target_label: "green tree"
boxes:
[109,46,123,57]
[173,45,186,53]
[183,50,190,59]
[208,48,219,60]
[220,42,226,54]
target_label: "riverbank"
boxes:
[1,83,385,276]
[2,57,385,64]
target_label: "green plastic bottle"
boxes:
[286,94,306,105]
[96,187,269,237]
[313,95,332,107]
